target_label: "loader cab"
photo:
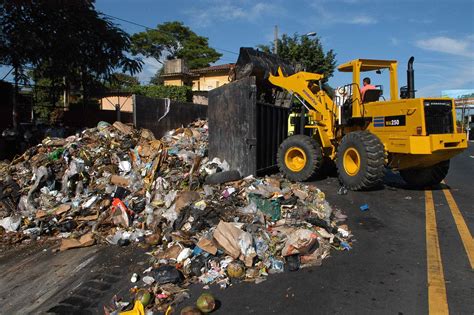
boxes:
[337,59,398,119]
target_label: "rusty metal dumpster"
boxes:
[208,76,289,177]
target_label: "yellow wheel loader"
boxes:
[268,57,467,190]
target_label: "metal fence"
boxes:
[62,95,207,138]
[133,95,208,138]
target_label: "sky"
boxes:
[2,0,474,98]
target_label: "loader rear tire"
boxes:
[336,131,385,190]
[277,135,323,182]
[399,160,450,188]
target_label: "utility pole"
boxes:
[274,25,278,55]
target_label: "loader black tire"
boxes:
[277,135,323,182]
[336,131,385,191]
[400,160,450,188]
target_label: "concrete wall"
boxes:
[164,79,185,87]
[192,91,209,105]
[162,71,231,91]
[164,59,188,74]
[192,73,230,91]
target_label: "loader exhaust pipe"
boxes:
[407,56,415,99]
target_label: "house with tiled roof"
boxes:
[161,59,234,104]
[162,59,234,91]
[189,63,234,91]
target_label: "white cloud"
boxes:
[411,35,474,95]
[349,16,377,25]
[413,61,474,97]
[307,2,377,25]
[416,36,474,58]
[186,1,280,27]
[390,37,399,46]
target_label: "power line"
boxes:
[102,13,153,31]
[101,12,239,56]
[1,67,14,80]
[0,80,68,89]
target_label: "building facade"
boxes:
[161,59,234,101]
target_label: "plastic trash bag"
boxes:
[0,215,21,232]
[282,229,319,257]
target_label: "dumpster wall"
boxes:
[209,77,257,176]
[209,76,289,177]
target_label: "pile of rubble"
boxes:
[0,120,352,314]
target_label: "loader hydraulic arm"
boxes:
[269,67,337,141]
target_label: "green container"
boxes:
[248,193,281,221]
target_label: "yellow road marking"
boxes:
[441,183,474,269]
[425,190,449,315]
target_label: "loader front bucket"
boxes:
[232,47,294,102]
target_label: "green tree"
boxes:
[107,72,140,90]
[128,85,192,102]
[0,2,40,127]
[460,92,474,99]
[28,1,142,96]
[149,69,165,85]
[258,33,336,82]
[0,0,142,125]
[31,77,63,123]
[131,21,222,70]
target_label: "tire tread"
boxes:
[336,131,385,190]
[277,135,323,181]
[400,160,450,187]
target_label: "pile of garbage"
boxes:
[0,120,352,314]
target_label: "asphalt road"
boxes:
[1,146,472,314]
[0,243,150,314]
[182,145,474,314]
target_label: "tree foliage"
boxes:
[31,76,63,123]
[149,68,165,85]
[258,33,336,82]
[131,21,222,70]
[128,85,192,102]
[1,1,142,80]
[107,73,140,90]
[0,1,38,84]
[0,0,143,125]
